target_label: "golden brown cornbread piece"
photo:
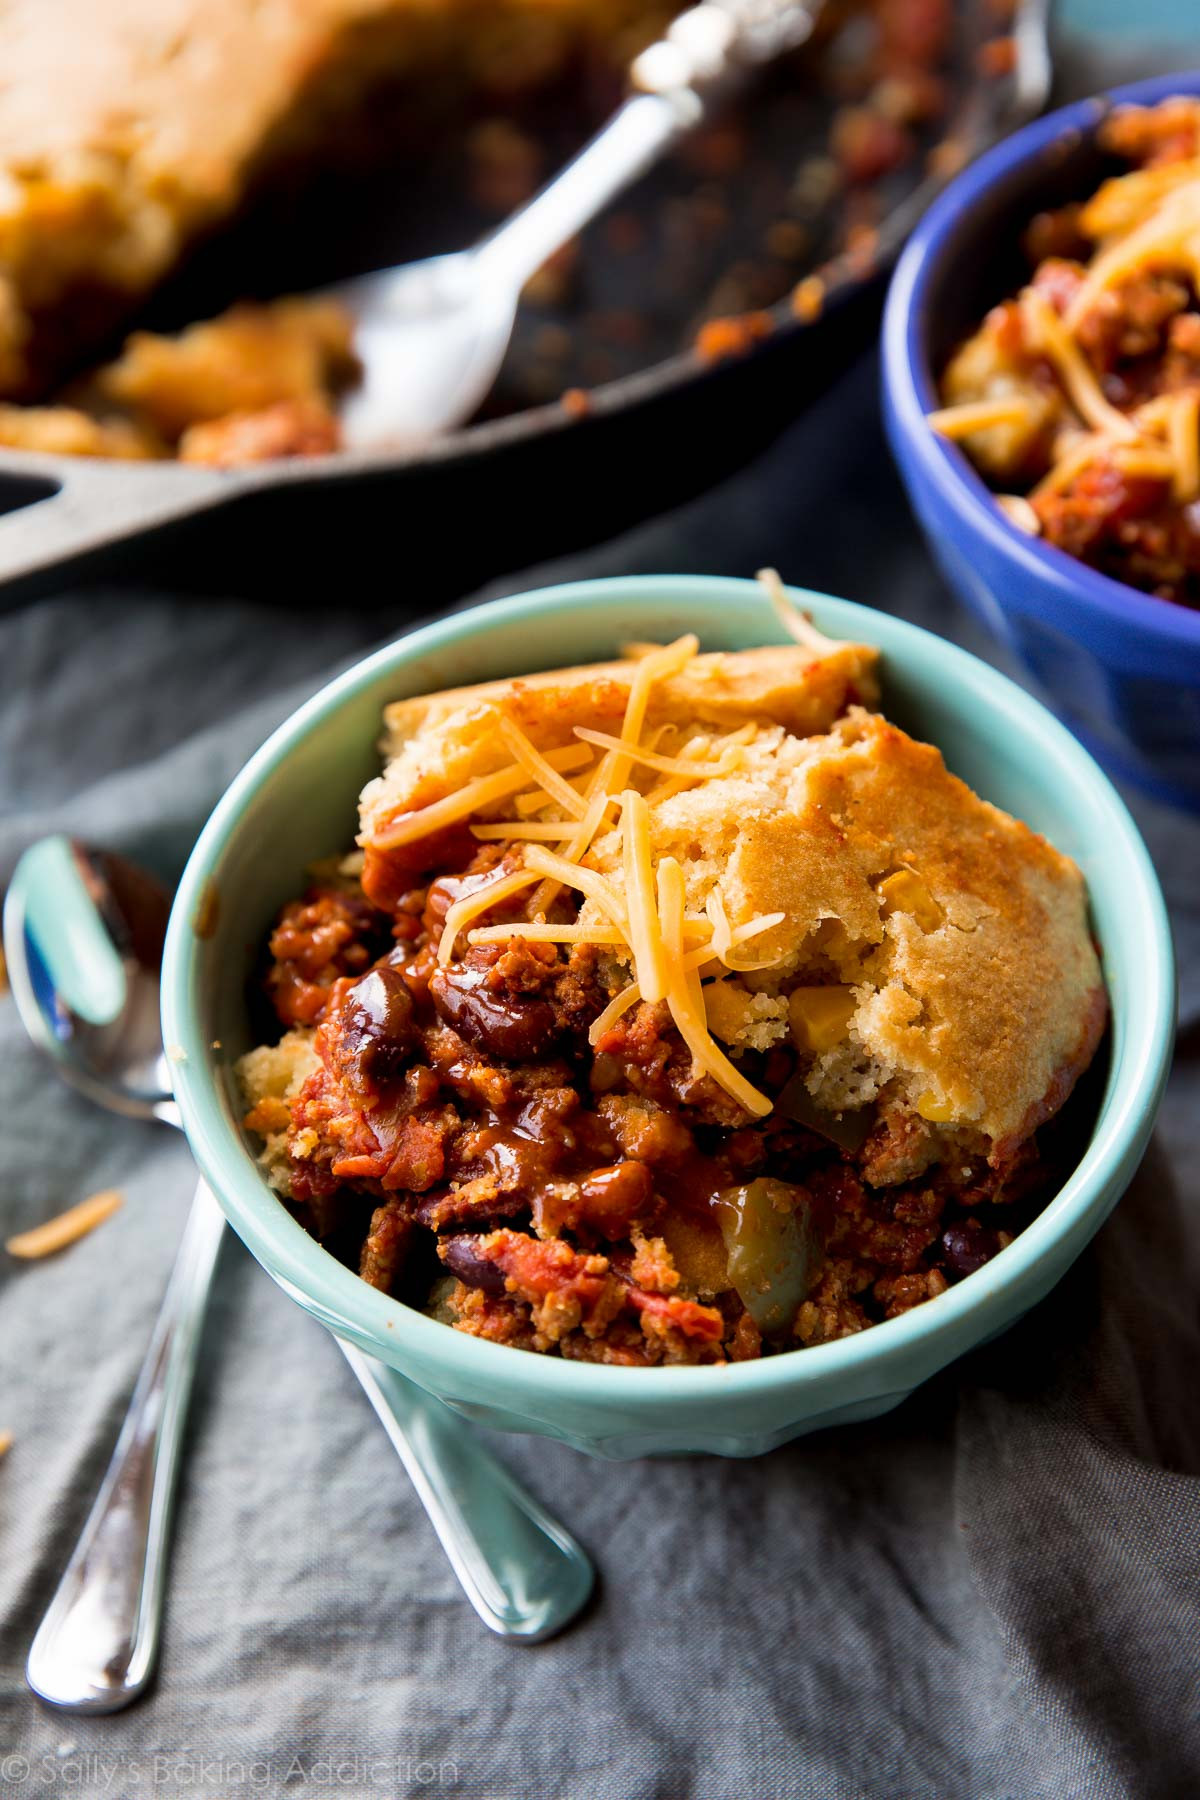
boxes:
[0,0,670,395]
[580,707,1104,1159]
[238,1027,321,1191]
[360,643,881,841]
[96,298,358,440]
[0,402,161,460]
[0,295,357,461]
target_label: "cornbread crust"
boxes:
[361,654,1104,1161]
[239,1027,321,1191]
[360,643,882,841]
[0,0,669,396]
[0,295,359,461]
[597,707,1105,1157]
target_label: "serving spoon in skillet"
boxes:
[334,0,820,446]
[4,837,593,1710]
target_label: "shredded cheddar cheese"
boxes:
[368,743,592,849]
[1169,389,1200,500]
[496,714,590,819]
[437,867,543,965]
[606,633,699,794]
[620,789,669,1005]
[932,160,1200,532]
[1021,290,1138,443]
[573,725,744,779]
[521,844,629,933]
[6,1188,124,1258]
[1065,177,1200,332]
[928,396,1042,438]
[588,981,645,1043]
[584,911,786,1051]
[757,567,850,658]
[368,623,814,1116]
[657,858,773,1118]
[470,820,588,841]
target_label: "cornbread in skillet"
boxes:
[0,0,961,461]
[0,0,669,399]
[239,600,1105,1364]
[0,295,359,462]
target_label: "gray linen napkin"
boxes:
[2,349,1198,1800]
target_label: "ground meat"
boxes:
[597,1000,755,1128]
[1099,99,1200,169]
[629,1231,680,1293]
[1160,313,1200,390]
[267,888,385,1026]
[447,1284,542,1352]
[858,1099,944,1186]
[1075,272,1190,371]
[874,1268,950,1317]
[447,1229,625,1344]
[795,1260,874,1345]
[1029,256,1086,320]
[1033,461,1169,564]
[593,1093,695,1166]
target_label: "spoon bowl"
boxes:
[333,253,518,449]
[4,836,177,1123]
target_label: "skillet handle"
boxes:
[0,457,230,606]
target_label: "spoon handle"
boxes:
[337,1341,594,1641]
[474,0,818,289]
[26,1181,226,1713]
[26,1176,591,1707]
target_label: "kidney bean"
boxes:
[335,965,416,1092]
[440,1234,509,1296]
[941,1221,1002,1281]
[429,967,560,1061]
[576,1162,655,1234]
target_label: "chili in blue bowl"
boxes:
[883,70,1200,812]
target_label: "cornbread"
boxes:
[239,591,1105,1365]
[0,0,669,400]
[0,295,360,462]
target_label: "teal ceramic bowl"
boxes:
[162,577,1174,1459]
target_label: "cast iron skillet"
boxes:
[0,0,1050,609]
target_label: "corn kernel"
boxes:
[877,868,942,931]
[788,985,856,1054]
[916,1089,958,1123]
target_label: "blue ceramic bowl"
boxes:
[882,70,1200,813]
[161,577,1174,1459]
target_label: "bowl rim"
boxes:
[882,68,1200,654]
[162,574,1175,1402]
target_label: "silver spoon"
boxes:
[4,837,593,1710]
[334,0,819,447]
